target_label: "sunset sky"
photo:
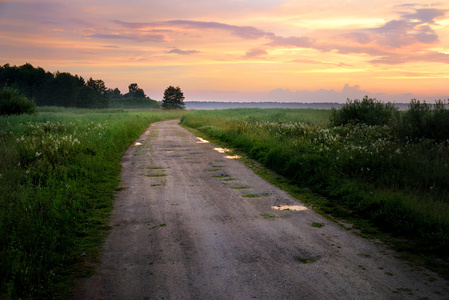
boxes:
[1,0,448,102]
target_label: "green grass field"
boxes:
[0,107,184,299]
[181,108,449,275]
[2,105,449,298]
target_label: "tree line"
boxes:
[0,63,149,109]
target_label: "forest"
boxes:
[0,63,150,109]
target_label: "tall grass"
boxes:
[181,108,449,262]
[0,108,184,299]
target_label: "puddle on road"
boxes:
[214,147,230,153]
[225,155,241,159]
[272,205,308,211]
[195,138,241,159]
[214,147,241,159]
[196,137,210,144]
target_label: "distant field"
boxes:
[183,101,412,110]
[180,108,331,124]
[0,108,184,299]
[181,108,449,275]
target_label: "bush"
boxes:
[0,88,36,115]
[398,99,449,142]
[330,96,397,126]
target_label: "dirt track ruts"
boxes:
[75,120,448,300]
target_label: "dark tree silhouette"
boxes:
[127,83,146,98]
[0,63,109,108]
[161,86,185,110]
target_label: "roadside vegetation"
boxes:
[181,102,449,274]
[0,107,185,299]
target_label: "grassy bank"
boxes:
[181,108,449,269]
[0,108,184,298]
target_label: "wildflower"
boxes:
[36,152,41,157]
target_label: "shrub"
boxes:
[398,99,449,142]
[330,96,397,126]
[0,88,36,115]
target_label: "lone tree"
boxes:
[161,86,185,110]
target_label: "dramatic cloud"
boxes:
[370,19,439,47]
[111,7,447,65]
[114,19,312,48]
[346,7,446,48]
[114,19,273,40]
[402,8,447,24]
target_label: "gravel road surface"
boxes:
[75,120,448,300]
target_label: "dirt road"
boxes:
[75,120,448,299]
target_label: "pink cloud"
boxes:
[370,51,449,65]
[344,7,446,49]
[243,48,268,59]
[167,48,199,55]
[402,8,447,23]
[114,20,273,40]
